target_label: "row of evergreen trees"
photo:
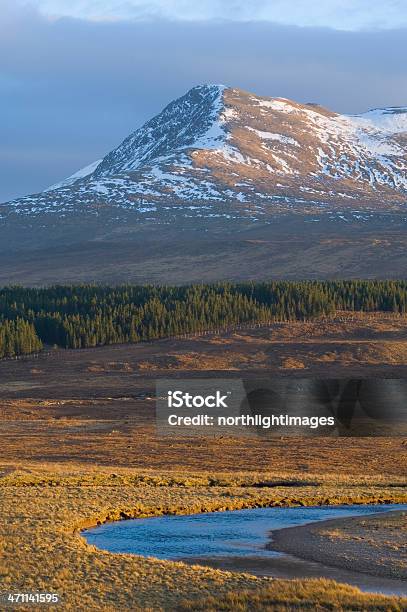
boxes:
[1,280,407,356]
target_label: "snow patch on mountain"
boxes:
[350,107,407,134]
[45,159,103,191]
[247,127,299,146]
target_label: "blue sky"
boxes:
[1,0,406,201]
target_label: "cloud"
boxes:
[26,0,407,31]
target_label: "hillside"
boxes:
[1,85,407,282]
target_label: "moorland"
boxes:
[0,310,406,609]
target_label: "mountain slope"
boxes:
[2,84,407,234]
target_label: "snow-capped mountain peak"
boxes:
[3,85,407,227]
[93,84,228,177]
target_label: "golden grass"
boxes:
[1,396,405,474]
[1,313,407,609]
[177,578,407,611]
[0,464,406,610]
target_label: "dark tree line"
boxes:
[1,280,407,356]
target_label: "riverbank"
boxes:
[177,507,407,597]
[1,463,406,610]
[269,509,407,580]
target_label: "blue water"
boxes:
[84,503,406,560]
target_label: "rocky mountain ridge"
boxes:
[2,84,407,229]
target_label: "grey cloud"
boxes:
[31,1,407,30]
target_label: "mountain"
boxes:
[1,85,407,284]
[3,84,407,228]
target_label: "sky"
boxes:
[1,1,406,202]
[26,1,407,31]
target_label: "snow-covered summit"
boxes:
[4,85,407,225]
[93,84,228,177]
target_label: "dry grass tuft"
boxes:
[177,578,407,611]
